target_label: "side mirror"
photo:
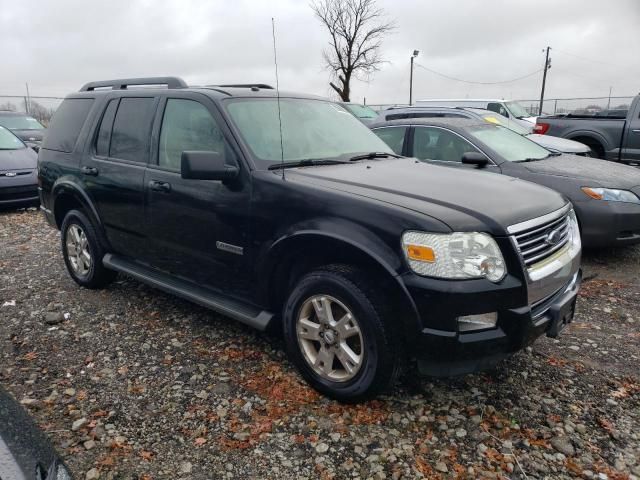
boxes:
[461,152,489,168]
[181,151,239,181]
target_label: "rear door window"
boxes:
[372,126,407,155]
[95,99,119,157]
[42,98,94,153]
[109,98,156,163]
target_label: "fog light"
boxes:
[457,312,498,332]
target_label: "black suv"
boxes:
[38,77,582,401]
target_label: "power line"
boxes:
[413,62,543,85]
[553,48,623,69]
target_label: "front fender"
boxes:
[257,217,421,334]
[265,217,403,276]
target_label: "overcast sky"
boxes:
[1,0,638,107]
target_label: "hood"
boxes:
[520,116,537,124]
[527,134,590,153]
[522,154,640,189]
[10,129,45,143]
[285,158,567,234]
[0,148,37,171]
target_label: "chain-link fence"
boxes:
[515,96,635,116]
[0,95,65,126]
[366,95,636,116]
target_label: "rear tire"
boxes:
[61,209,116,289]
[282,264,402,402]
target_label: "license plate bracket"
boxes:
[547,296,576,338]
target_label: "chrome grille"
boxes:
[511,208,571,267]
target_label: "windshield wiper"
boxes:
[349,152,401,161]
[267,159,348,170]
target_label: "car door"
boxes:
[408,125,500,172]
[621,103,640,163]
[81,95,158,258]
[143,94,251,295]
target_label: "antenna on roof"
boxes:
[272,17,285,180]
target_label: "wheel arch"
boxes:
[260,229,420,339]
[566,131,608,158]
[51,180,101,229]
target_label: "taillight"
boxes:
[533,122,550,134]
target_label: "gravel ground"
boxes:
[1,208,639,480]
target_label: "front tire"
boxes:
[283,265,401,402]
[61,209,116,289]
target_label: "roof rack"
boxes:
[79,77,187,92]
[215,84,274,90]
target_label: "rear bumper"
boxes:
[408,271,581,376]
[575,199,640,247]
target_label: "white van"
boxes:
[414,99,537,128]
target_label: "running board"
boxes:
[102,254,273,331]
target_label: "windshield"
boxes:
[0,126,26,150]
[225,98,392,167]
[480,113,530,135]
[468,125,550,162]
[505,101,531,119]
[0,114,45,130]
[343,103,379,119]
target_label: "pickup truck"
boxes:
[534,95,640,164]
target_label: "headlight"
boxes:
[401,231,506,282]
[581,187,640,204]
[567,209,581,252]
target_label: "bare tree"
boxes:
[0,101,17,112]
[311,0,394,102]
[22,99,55,126]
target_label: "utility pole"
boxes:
[409,50,419,105]
[25,82,31,114]
[607,86,612,110]
[538,46,551,116]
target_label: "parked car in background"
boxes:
[39,77,581,401]
[0,386,73,479]
[595,109,628,118]
[534,95,640,163]
[371,117,640,247]
[340,102,379,124]
[0,125,39,209]
[376,106,591,155]
[415,98,536,128]
[0,111,47,150]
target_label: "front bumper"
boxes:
[0,184,39,208]
[575,199,640,247]
[404,270,581,376]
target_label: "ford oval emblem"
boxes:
[545,227,564,246]
[2,172,17,177]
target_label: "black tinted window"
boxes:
[42,98,94,153]
[95,99,118,157]
[110,98,155,163]
[159,99,228,170]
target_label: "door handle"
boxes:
[149,180,171,193]
[81,166,99,176]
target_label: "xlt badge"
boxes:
[216,241,243,255]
